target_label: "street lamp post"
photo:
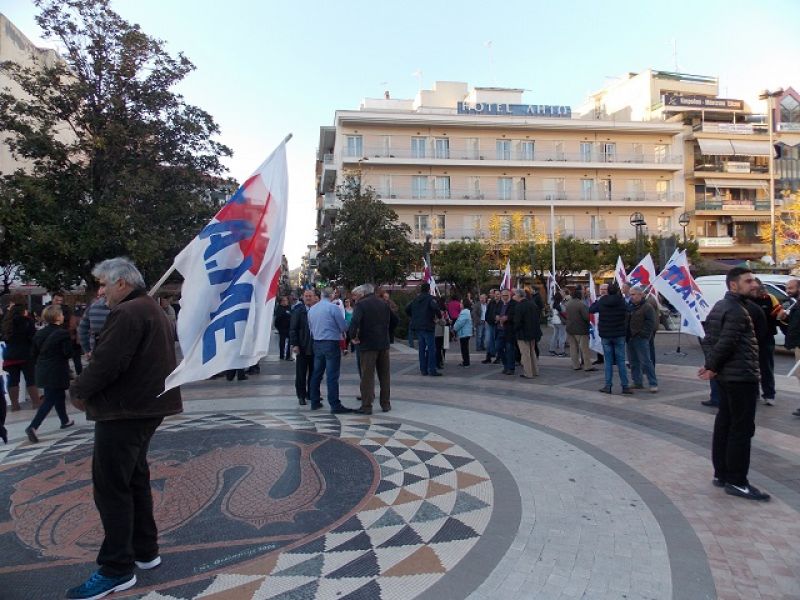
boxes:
[759,88,783,267]
[678,212,690,244]
[630,212,646,261]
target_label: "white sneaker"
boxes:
[135,556,161,570]
[763,397,775,406]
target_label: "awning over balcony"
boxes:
[730,215,771,222]
[730,140,771,156]
[704,178,768,189]
[697,139,735,155]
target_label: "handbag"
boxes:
[442,326,450,350]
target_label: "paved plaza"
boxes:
[1,332,799,600]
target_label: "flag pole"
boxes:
[148,133,294,299]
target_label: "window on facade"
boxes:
[379,174,393,198]
[543,177,566,201]
[498,215,513,240]
[434,176,451,199]
[590,216,607,239]
[381,136,391,157]
[517,177,526,201]
[412,175,428,199]
[521,215,534,238]
[632,143,643,163]
[580,142,593,162]
[657,216,672,235]
[346,135,363,157]
[626,179,644,200]
[603,142,617,162]
[411,137,427,158]
[465,215,482,237]
[654,144,668,163]
[466,137,480,159]
[600,178,612,201]
[496,140,511,160]
[656,180,670,201]
[434,138,450,159]
[414,215,429,239]
[498,177,513,200]
[431,215,446,238]
[468,176,482,199]
[554,141,565,161]
[780,95,800,126]
[520,141,535,160]
[581,179,595,201]
[555,215,574,237]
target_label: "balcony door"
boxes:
[434,138,450,159]
[411,137,427,159]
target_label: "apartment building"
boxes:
[317,81,685,250]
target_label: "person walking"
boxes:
[590,282,631,394]
[273,296,292,361]
[78,285,111,360]
[307,288,355,414]
[495,289,517,375]
[548,289,568,356]
[348,284,396,414]
[290,289,318,406]
[66,257,182,599]
[25,305,75,443]
[698,267,769,501]
[453,298,473,366]
[514,288,542,378]
[2,303,41,411]
[627,285,658,393]
[565,286,595,372]
[405,283,441,376]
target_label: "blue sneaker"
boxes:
[66,571,136,599]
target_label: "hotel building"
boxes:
[316,81,685,252]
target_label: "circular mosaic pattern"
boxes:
[0,410,494,600]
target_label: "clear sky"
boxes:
[3,0,799,267]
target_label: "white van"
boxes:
[694,274,797,346]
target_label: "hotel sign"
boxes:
[457,102,571,118]
[663,94,744,111]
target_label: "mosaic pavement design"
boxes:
[0,410,495,600]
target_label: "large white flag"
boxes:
[652,250,710,339]
[500,259,512,290]
[614,256,628,289]
[627,253,656,291]
[422,257,439,296]
[588,273,604,354]
[164,141,288,391]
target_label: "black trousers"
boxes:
[759,338,776,400]
[277,329,290,359]
[459,337,471,365]
[93,417,163,577]
[712,380,758,487]
[295,352,313,400]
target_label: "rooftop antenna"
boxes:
[484,40,495,85]
[412,69,423,92]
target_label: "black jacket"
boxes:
[496,299,517,340]
[751,294,778,337]
[73,289,182,422]
[2,315,36,362]
[701,292,759,383]
[273,304,292,332]
[514,297,543,342]
[405,292,440,332]
[289,303,313,355]
[627,300,656,340]
[744,299,769,349]
[348,294,397,351]
[485,299,499,326]
[786,301,800,349]
[589,294,628,339]
[32,325,73,389]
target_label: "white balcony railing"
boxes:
[410,227,684,242]
[374,187,684,204]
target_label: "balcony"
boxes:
[341,137,682,168]
[695,198,771,212]
[410,227,682,244]
[693,123,768,135]
[693,158,769,175]
[319,153,337,193]
[374,186,684,207]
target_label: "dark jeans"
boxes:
[497,329,515,372]
[629,337,657,387]
[759,338,775,400]
[601,337,629,388]
[649,336,656,367]
[712,380,758,486]
[459,336,471,365]
[359,348,390,410]
[435,336,445,368]
[277,329,290,359]
[30,387,69,429]
[72,344,83,375]
[485,324,496,358]
[310,340,343,410]
[295,352,313,400]
[709,379,720,406]
[416,330,437,375]
[93,417,163,577]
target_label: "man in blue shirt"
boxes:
[307,288,354,413]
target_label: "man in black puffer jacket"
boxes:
[699,267,768,502]
[589,282,631,394]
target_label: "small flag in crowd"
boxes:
[614,256,628,289]
[627,253,656,291]
[163,139,289,391]
[500,259,512,290]
[587,272,603,355]
[423,257,439,296]
[652,249,710,338]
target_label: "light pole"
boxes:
[678,212,690,244]
[630,212,646,261]
[759,88,783,266]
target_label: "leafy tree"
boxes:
[760,191,800,265]
[432,240,492,295]
[0,0,232,291]
[318,175,418,287]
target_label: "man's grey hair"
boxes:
[352,283,374,296]
[631,285,646,294]
[513,288,525,298]
[320,287,334,299]
[92,257,145,290]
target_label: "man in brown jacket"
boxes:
[565,285,596,372]
[66,258,182,600]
